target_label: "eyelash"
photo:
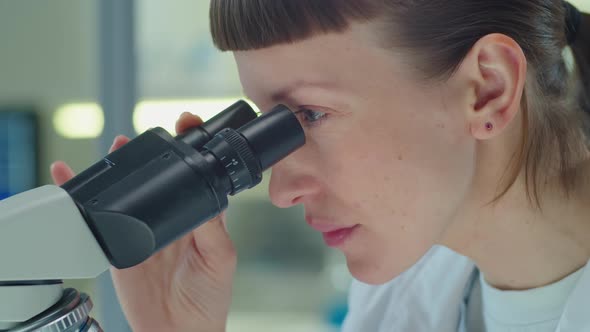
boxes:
[295,108,328,128]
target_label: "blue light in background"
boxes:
[0,110,37,199]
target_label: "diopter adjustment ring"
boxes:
[219,128,262,184]
[204,128,262,195]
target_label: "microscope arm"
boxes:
[0,185,110,282]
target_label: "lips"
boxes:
[306,216,359,247]
[321,225,359,247]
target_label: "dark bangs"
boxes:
[209,0,380,51]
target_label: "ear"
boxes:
[457,33,527,140]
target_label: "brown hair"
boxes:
[210,0,590,206]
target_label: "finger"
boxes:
[220,211,228,232]
[109,135,131,153]
[175,112,204,135]
[50,161,76,186]
[191,213,234,262]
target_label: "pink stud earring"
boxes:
[485,122,493,131]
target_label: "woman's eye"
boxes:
[296,108,328,127]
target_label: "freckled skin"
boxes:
[235,24,475,284]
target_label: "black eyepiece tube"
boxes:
[237,104,306,170]
[177,100,257,149]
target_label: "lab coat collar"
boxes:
[556,259,590,331]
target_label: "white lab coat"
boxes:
[341,245,590,332]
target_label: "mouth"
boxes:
[306,216,360,248]
[321,225,360,247]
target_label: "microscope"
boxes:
[0,100,305,331]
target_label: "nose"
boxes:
[268,157,320,208]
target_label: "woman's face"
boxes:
[234,24,478,284]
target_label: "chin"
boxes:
[344,246,431,285]
[345,256,405,285]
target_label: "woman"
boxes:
[52,1,590,331]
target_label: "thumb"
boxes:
[191,212,235,267]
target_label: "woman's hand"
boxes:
[51,112,237,332]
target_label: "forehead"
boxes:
[232,23,404,101]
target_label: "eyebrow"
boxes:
[270,80,338,103]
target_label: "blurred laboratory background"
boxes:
[5,1,590,331]
[0,1,350,331]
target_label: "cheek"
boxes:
[312,110,476,283]
[322,107,475,219]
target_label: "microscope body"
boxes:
[0,101,305,331]
[64,127,229,269]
